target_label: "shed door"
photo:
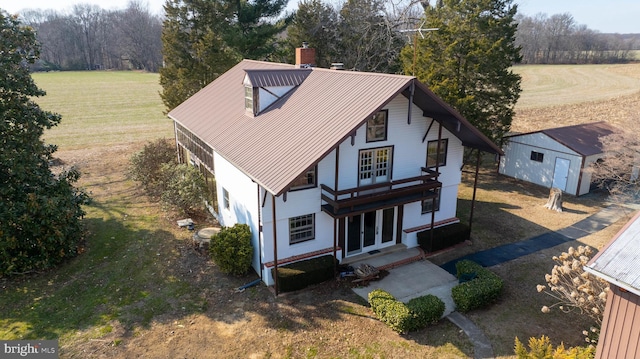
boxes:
[552,158,570,192]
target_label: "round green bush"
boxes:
[209,224,253,276]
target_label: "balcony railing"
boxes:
[321,169,441,218]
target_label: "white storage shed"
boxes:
[499,122,617,196]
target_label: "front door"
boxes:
[347,208,396,255]
[552,158,570,192]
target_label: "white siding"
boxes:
[243,93,465,284]
[257,86,293,113]
[499,133,584,195]
[213,152,261,273]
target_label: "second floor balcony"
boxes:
[320,168,441,218]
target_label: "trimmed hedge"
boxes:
[417,223,470,252]
[407,294,446,329]
[451,260,504,312]
[272,255,337,293]
[368,289,444,333]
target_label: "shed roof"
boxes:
[169,59,501,196]
[586,211,640,297]
[508,121,618,157]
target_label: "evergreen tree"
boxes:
[0,11,89,276]
[160,0,290,112]
[287,0,339,68]
[401,0,522,147]
[160,0,240,111]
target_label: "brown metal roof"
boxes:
[542,121,617,156]
[244,69,311,87]
[508,121,618,157]
[169,59,502,196]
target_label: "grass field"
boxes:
[512,63,640,110]
[33,71,173,150]
[1,64,639,358]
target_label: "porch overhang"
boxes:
[321,174,441,218]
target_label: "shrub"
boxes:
[273,255,336,292]
[451,260,503,312]
[407,294,445,329]
[129,138,176,197]
[417,223,470,252]
[514,336,595,359]
[368,289,444,333]
[159,163,207,214]
[209,224,253,276]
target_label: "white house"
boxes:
[499,122,617,196]
[168,46,501,291]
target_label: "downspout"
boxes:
[174,122,182,163]
[333,146,340,265]
[272,194,279,296]
[469,150,481,234]
[256,186,263,279]
[407,81,414,125]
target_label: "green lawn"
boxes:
[34,71,173,150]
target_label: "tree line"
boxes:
[17,0,162,72]
[12,1,638,73]
[516,12,638,64]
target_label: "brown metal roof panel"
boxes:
[530,121,618,156]
[169,60,500,195]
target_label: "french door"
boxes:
[359,147,392,186]
[347,208,396,255]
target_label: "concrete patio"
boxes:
[349,247,458,316]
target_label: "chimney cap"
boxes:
[330,63,344,70]
[302,41,309,49]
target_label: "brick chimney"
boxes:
[295,42,316,68]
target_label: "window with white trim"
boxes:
[222,188,230,210]
[289,214,315,244]
[244,85,257,114]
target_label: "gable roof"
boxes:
[508,121,618,157]
[169,59,501,196]
[585,211,640,297]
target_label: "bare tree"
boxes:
[589,120,640,203]
[516,12,636,64]
[116,1,163,71]
[72,4,101,69]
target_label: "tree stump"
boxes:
[544,187,563,212]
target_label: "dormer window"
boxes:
[245,85,257,115]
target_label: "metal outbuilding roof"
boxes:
[507,121,618,157]
[169,59,501,196]
[586,211,640,297]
